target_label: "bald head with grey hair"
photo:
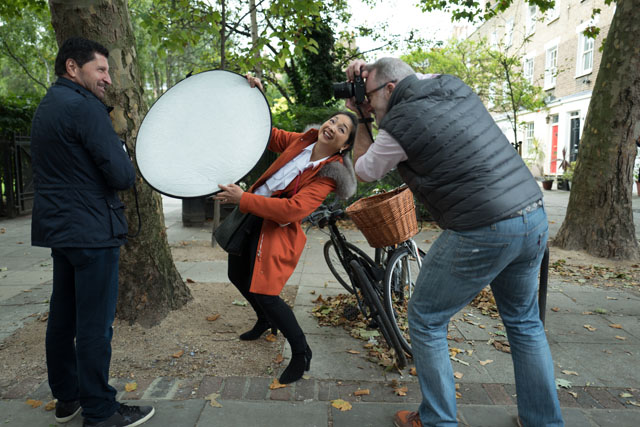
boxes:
[365,57,415,86]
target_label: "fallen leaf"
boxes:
[394,386,408,396]
[609,324,623,329]
[479,359,494,366]
[26,399,42,408]
[568,391,578,398]
[206,314,221,321]
[454,372,464,379]
[232,300,248,306]
[265,333,277,342]
[125,382,137,392]
[627,400,640,407]
[455,391,462,398]
[615,336,627,340]
[555,378,572,389]
[44,400,56,411]
[620,392,633,398]
[583,325,597,332]
[274,354,284,364]
[269,379,287,390]
[561,370,579,376]
[354,389,370,396]
[172,350,184,358]
[205,392,223,407]
[410,367,417,376]
[186,278,195,283]
[331,399,352,411]
[347,350,360,354]
[551,307,560,312]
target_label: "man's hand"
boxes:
[216,183,244,205]
[346,59,368,82]
[246,73,264,92]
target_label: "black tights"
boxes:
[227,218,305,353]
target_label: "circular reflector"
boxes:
[135,70,271,198]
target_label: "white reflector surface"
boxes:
[135,70,271,198]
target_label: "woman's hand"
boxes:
[246,73,264,93]
[216,184,244,205]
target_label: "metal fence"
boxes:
[1,134,33,218]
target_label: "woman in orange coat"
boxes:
[215,75,357,384]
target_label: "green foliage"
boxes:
[0,93,40,136]
[417,0,556,23]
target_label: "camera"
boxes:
[332,75,366,105]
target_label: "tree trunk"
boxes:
[48,0,192,326]
[553,0,640,260]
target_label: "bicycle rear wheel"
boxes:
[350,260,408,369]
[324,240,375,294]
[383,246,424,355]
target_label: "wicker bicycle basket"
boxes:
[346,186,418,248]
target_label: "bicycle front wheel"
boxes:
[383,246,424,355]
[324,240,375,294]
[350,260,408,369]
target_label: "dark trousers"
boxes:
[228,219,305,352]
[46,247,120,422]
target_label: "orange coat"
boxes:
[238,127,344,295]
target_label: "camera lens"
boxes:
[332,81,354,99]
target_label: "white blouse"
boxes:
[254,143,328,197]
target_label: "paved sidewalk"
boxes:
[1,188,640,426]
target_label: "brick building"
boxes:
[469,0,615,176]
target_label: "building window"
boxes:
[504,19,514,48]
[525,122,535,154]
[546,0,560,23]
[491,30,498,49]
[524,57,534,84]
[576,32,594,76]
[526,5,537,35]
[545,45,558,89]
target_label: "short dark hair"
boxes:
[330,111,358,155]
[54,37,109,77]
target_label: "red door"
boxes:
[550,125,558,174]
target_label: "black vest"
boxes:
[379,74,542,230]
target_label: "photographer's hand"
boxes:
[246,73,264,92]
[346,59,368,82]
[216,184,244,205]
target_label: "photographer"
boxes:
[215,75,357,384]
[342,58,563,427]
[31,37,154,427]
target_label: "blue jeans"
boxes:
[46,247,121,422]
[408,207,563,426]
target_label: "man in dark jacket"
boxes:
[31,37,154,427]
[345,58,564,427]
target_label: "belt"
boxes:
[507,199,543,219]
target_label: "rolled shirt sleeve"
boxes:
[354,129,408,182]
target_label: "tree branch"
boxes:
[0,37,49,91]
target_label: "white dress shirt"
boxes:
[254,143,328,197]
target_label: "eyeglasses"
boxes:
[365,80,397,102]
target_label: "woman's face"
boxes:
[317,114,353,153]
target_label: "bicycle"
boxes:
[305,204,424,359]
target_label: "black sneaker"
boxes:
[55,400,81,423]
[83,404,155,427]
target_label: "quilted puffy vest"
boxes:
[379,74,542,230]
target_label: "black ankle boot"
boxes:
[239,320,277,341]
[279,344,312,384]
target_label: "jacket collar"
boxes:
[54,77,113,112]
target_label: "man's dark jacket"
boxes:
[379,74,542,231]
[31,77,135,248]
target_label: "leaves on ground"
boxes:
[394,386,408,396]
[205,392,223,407]
[44,400,56,411]
[265,333,277,342]
[354,389,370,396]
[555,378,572,389]
[454,372,464,379]
[232,300,248,306]
[331,399,352,411]
[561,370,579,376]
[609,323,623,329]
[583,325,597,332]
[172,350,184,358]
[273,354,284,364]
[125,382,137,392]
[479,359,494,366]
[269,379,287,390]
[206,314,220,321]
[25,399,42,408]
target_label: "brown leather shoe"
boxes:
[394,410,423,427]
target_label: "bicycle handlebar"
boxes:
[302,205,345,229]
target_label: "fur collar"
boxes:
[318,154,357,200]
